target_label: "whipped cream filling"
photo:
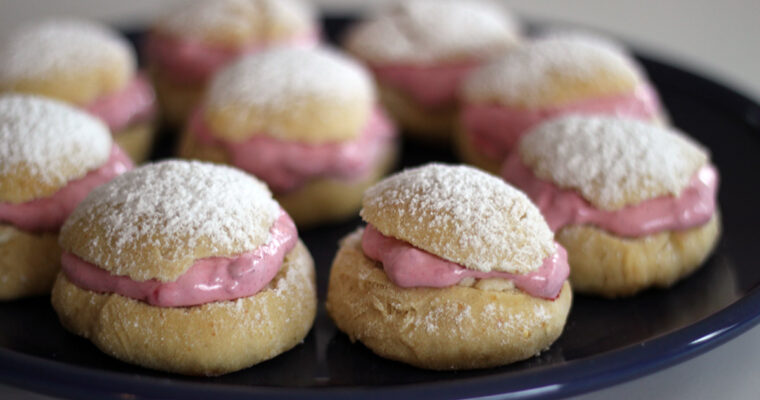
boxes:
[501,155,718,236]
[461,83,662,162]
[361,224,569,300]
[0,146,133,233]
[145,30,319,85]
[85,74,157,133]
[191,107,396,193]
[372,60,480,109]
[61,209,297,307]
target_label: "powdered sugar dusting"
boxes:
[0,94,111,192]
[206,46,373,119]
[463,35,642,106]
[61,160,280,280]
[519,115,709,210]
[156,0,314,41]
[347,0,519,64]
[361,164,554,274]
[0,18,134,83]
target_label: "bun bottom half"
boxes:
[51,240,317,376]
[0,224,61,300]
[378,83,454,143]
[326,230,572,370]
[113,121,155,164]
[178,129,399,228]
[559,213,721,298]
[148,66,204,128]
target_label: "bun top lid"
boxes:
[361,163,555,274]
[60,160,282,283]
[518,115,709,210]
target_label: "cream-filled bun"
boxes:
[145,0,318,126]
[179,46,398,227]
[345,0,521,140]
[0,94,132,299]
[0,18,157,162]
[458,34,666,173]
[501,115,720,297]
[51,160,317,376]
[326,164,571,370]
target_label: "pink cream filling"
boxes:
[361,224,569,300]
[461,83,663,162]
[372,61,480,109]
[501,155,719,237]
[61,209,297,307]
[145,30,319,85]
[191,107,396,193]
[85,74,157,133]
[0,146,133,233]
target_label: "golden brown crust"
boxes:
[147,66,205,128]
[0,224,61,300]
[178,122,399,227]
[452,123,502,174]
[326,231,571,370]
[113,122,155,164]
[377,83,455,142]
[51,240,316,376]
[559,213,721,297]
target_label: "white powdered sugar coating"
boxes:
[62,160,281,279]
[0,18,135,83]
[207,46,373,114]
[157,0,314,40]
[0,94,112,186]
[463,35,642,105]
[347,0,519,64]
[362,164,555,274]
[519,115,709,210]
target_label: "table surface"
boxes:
[1,1,759,399]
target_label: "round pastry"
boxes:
[178,46,398,227]
[145,0,318,127]
[0,94,132,300]
[458,34,666,173]
[345,0,520,141]
[501,115,720,297]
[51,160,317,376]
[0,19,156,163]
[326,164,572,370]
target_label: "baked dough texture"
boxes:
[0,94,112,203]
[0,18,135,106]
[462,35,643,108]
[178,124,398,227]
[376,83,455,141]
[326,231,571,370]
[60,160,280,283]
[361,163,555,274]
[0,224,61,299]
[345,0,520,65]
[518,115,709,211]
[51,240,317,376]
[203,47,374,144]
[452,123,503,174]
[559,213,720,297]
[152,0,315,47]
[112,121,155,164]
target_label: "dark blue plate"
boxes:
[1,15,760,400]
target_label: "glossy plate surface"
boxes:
[1,16,760,400]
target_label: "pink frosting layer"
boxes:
[61,209,297,307]
[85,74,157,133]
[0,146,133,233]
[191,107,396,193]
[361,224,569,300]
[501,155,719,237]
[372,61,480,109]
[145,30,319,85]
[461,83,663,162]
